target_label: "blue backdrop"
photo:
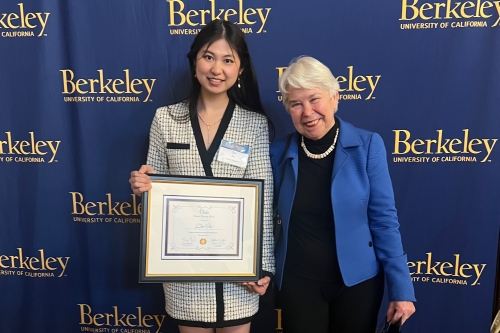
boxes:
[1,0,499,332]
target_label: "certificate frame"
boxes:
[139,174,263,283]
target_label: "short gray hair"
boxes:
[279,56,340,110]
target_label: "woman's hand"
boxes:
[242,276,271,296]
[129,165,155,195]
[386,301,415,325]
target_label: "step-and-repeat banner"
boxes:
[1,0,499,332]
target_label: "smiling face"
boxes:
[195,38,242,98]
[287,87,339,141]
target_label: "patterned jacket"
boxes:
[146,101,275,323]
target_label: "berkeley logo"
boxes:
[167,0,272,34]
[408,252,486,286]
[0,132,60,163]
[0,3,50,37]
[61,69,156,103]
[78,304,166,333]
[0,248,70,278]
[392,129,497,163]
[400,0,500,29]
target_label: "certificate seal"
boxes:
[200,238,207,245]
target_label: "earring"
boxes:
[194,74,197,78]
[237,77,241,89]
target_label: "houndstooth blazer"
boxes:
[146,101,275,323]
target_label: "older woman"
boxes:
[270,56,416,333]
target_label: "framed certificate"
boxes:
[139,174,263,282]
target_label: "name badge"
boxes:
[216,140,250,169]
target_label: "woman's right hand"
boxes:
[129,165,155,195]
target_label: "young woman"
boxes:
[129,20,275,333]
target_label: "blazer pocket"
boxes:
[166,142,190,149]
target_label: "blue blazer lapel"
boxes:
[332,117,362,181]
[277,133,300,232]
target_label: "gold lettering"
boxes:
[411,139,425,154]
[393,130,411,154]
[407,261,416,275]
[352,76,366,92]
[19,141,30,154]
[255,8,271,33]
[25,12,36,28]
[168,0,186,26]
[425,252,441,275]
[98,69,113,94]
[481,138,498,162]
[78,304,93,325]
[56,257,70,277]
[468,138,482,153]
[7,13,19,28]
[153,315,166,333]
[434,2,447,17]
[86,201,97,216]
[400,0,419,20]
[143,314,154,328]
[70,192,85,214]
[366,76,381,100]
[459,263,473,277]
[276,309,282,330]
[120,202,131,216]
[224,8,237,21]
[45,257,57,270]
[94,313,105,326]
[492,1,500,27]
[471,264,486,285]
[243,8,257,24]
[200,9,210,25]
[439,261,453,276]
[0,255,9,268]
[107,193,121,215]
[76,79,88,94]
[35,12,50,37]
[142,78,156,102]
[112,79,124,94]
[276,67,287,93]
[186,10,199,26]
[436,130,450,154]
[420,3,434,19]
[445,0,462,19]
[29,257,39,270]
[126,314,137,327]
[61,70,76,94]
[461,1,475,17]
[416,260,426,274]
[449,138,462,153]
[480,1,493,18]
[130,79,142,94]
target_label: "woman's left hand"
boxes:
[242,276,271,296]
[387,301,416,325]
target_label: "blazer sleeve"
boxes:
[244,118,275,275]
[367,133,416,302]
[146,108,169,174]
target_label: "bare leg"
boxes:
[178,326,215,333]
[216,323,251,333]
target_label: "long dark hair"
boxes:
[186,20,267,120]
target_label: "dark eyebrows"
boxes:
[202,49,235,59]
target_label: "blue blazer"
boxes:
[270,117,416,302]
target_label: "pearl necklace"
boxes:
[301,128,339,159]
